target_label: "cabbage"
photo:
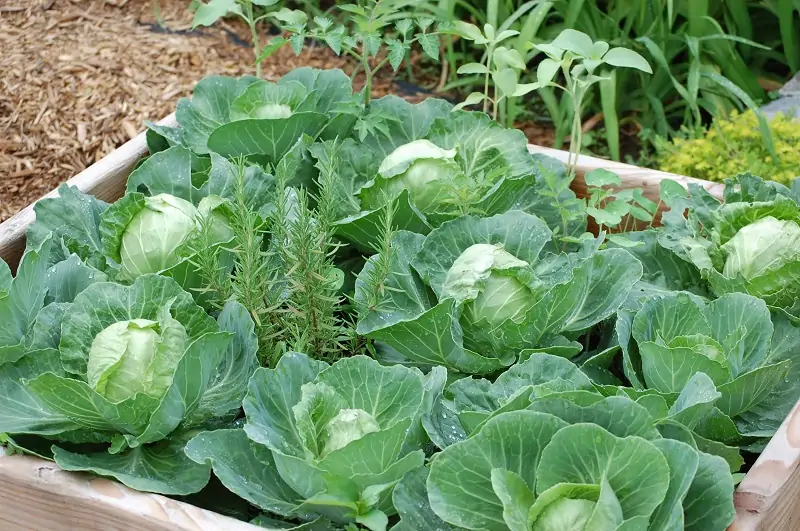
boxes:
[530,497,596,530]
[442,243,534,327]
[368,139,462,213]
[419,355,736,531]
[355,211,642,374]
[658,174,800,313]
[86,303,189,403]
[321,407,381,456]
[0,273,259,495]
[721,216,800,281]
[197,195,235,244]
[88,319,161,402]
[119,194,200,278]
[185,353,437,528]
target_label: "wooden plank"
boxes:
[0,121,798,530]
[731,400,800,531]
[0,113,178,272]
[0,450,259,531]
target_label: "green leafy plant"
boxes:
[659,173,800,315]
[310,96,585,252]
[185,352,442,530]
[146,68,360,160]
[655,110,800,185]
[449,20,532,121]
[354,210,642,374]
[618,291,797,449]
[580,168,659,245]
[397,352,737,531]
[528,29,652,175]
[436,0,553,128]
[191,0,308,77]
[0,254,258,494]
[276,0,441,107]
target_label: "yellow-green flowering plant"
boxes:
[655,110,800,185]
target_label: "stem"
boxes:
[362,37,372,108]
[371,56,392,78]
[445,37,457,87]
[360,2,380,109]
[344,46,365,82]
[649,199,663,228]
[571,89,584,176]
[560,65,577,174]
[245,5,262,77]
[483,44,494,114]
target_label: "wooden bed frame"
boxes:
[0,115,796,531]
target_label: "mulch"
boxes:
[0,0,555,222]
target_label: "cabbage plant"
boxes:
[354,210,642,375]
[709,208,800,311]
[392,354,736,531]
[619,291,800,445]
[424,410,733,531]
[658,173,800,315]
[24,147,274,306]
[185,352,441,530]
[148,68,359,162]
[0,272,258,495]
[315,97,585,251]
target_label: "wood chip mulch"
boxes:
[0,0,553,223]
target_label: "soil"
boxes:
[0,0,556,223]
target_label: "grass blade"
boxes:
[599,69,620,160]
[723,0,753,41]
[778,0,800,70]
[564,0,587,28]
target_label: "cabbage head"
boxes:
[118,193,200,278]
[0,273,258,495]
[100,190,235,286]
[86,311,188,403]
[364,139,463,214]
[717,215,800,307]
[184,352,442,530]
[442,243,534,329]
[198,194,235,244]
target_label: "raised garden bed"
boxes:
[0,117,797,531]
